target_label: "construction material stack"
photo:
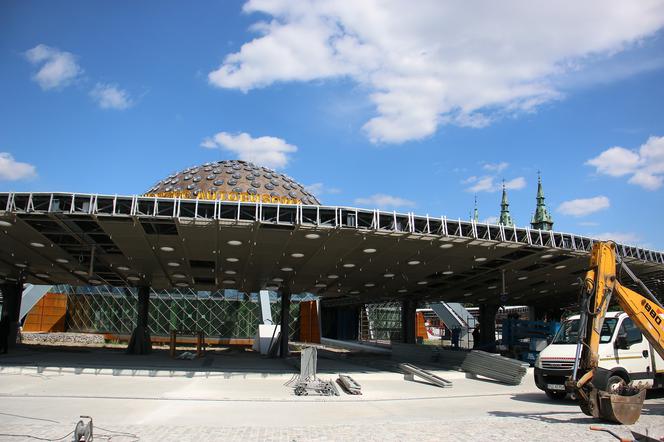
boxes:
[399,363,454,388]
[337,375,362,395]
[461,350,529,385]
[288,346,339,396]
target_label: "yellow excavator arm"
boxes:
[567,241,664,424]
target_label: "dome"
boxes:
[145,159,320,205]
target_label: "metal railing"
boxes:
[1,191,662,265]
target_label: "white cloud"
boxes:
[483,162,509,173]
[90,83,133,110]
[201,131,297,169]
[586,135,664,190]
[504,177,526,191]
[0,153,37,180]
[465,176,495,193]
[305,182,341,196]
[464,175,526,193]
[25,44,82,90]
[557,196,610,216]
[592,231,641,245]
[354,194,415,209]
[208,1,664,143]
[483,216,499,224]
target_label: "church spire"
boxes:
[499,180,514,227]
[472,195,479,222]
[531,172,554,230]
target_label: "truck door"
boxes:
[613,317,652,386]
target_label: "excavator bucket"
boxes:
[595,389,646,425]
[580,387,646,425]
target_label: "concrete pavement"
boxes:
[0,346,663,441]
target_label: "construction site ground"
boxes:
[0,345,663,441]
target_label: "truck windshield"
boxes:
[552,318,618,344]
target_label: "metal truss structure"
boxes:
[1,192,663,308]
[59,285,311,340]
[359,302,402,344]
[3,192,661,264]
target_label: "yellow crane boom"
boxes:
[567,241,664,424]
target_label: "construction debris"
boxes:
[320,337,390,354]
[21,332,105,346]
[399,363,453,388]
[337,374,362,395]
[176,351,197,360]
[72,415,93,441]
[460,350,529,385]
[287,347,340,396]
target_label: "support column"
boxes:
[401,298,417,344]
[279,287,291,358]
[258,290,273,325]
[478,303,499,352]
[0,280,23,353]
[127,286,152,355]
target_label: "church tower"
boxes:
[499,181,514,227]
[531,173,554,231]
[472,195,479,222]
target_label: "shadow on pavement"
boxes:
[510,392,579,406]
[488,409,600,425]
[0,344,393,377]
[511,391,664,415]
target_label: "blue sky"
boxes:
[1,1,663,249]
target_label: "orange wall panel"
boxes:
[299,301,321,343]
[22,293,67,332]
[416,311,428,340]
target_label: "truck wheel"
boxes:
[606,375,626,393]
[545,390,567,400]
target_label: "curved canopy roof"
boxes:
[0,192,662,308]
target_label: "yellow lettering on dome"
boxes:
[145,191,302,205]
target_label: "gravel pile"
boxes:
[21,332,106,346]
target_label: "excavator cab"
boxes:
[566,241,664,425]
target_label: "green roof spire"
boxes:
[531,172,554,230]
[472,195,479,222]
[499,180,514,227]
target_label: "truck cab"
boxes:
[534,311,664,399]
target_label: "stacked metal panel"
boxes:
[399,363,453,388]
[460,350,529,385]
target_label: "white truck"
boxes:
[534,311,664,400]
